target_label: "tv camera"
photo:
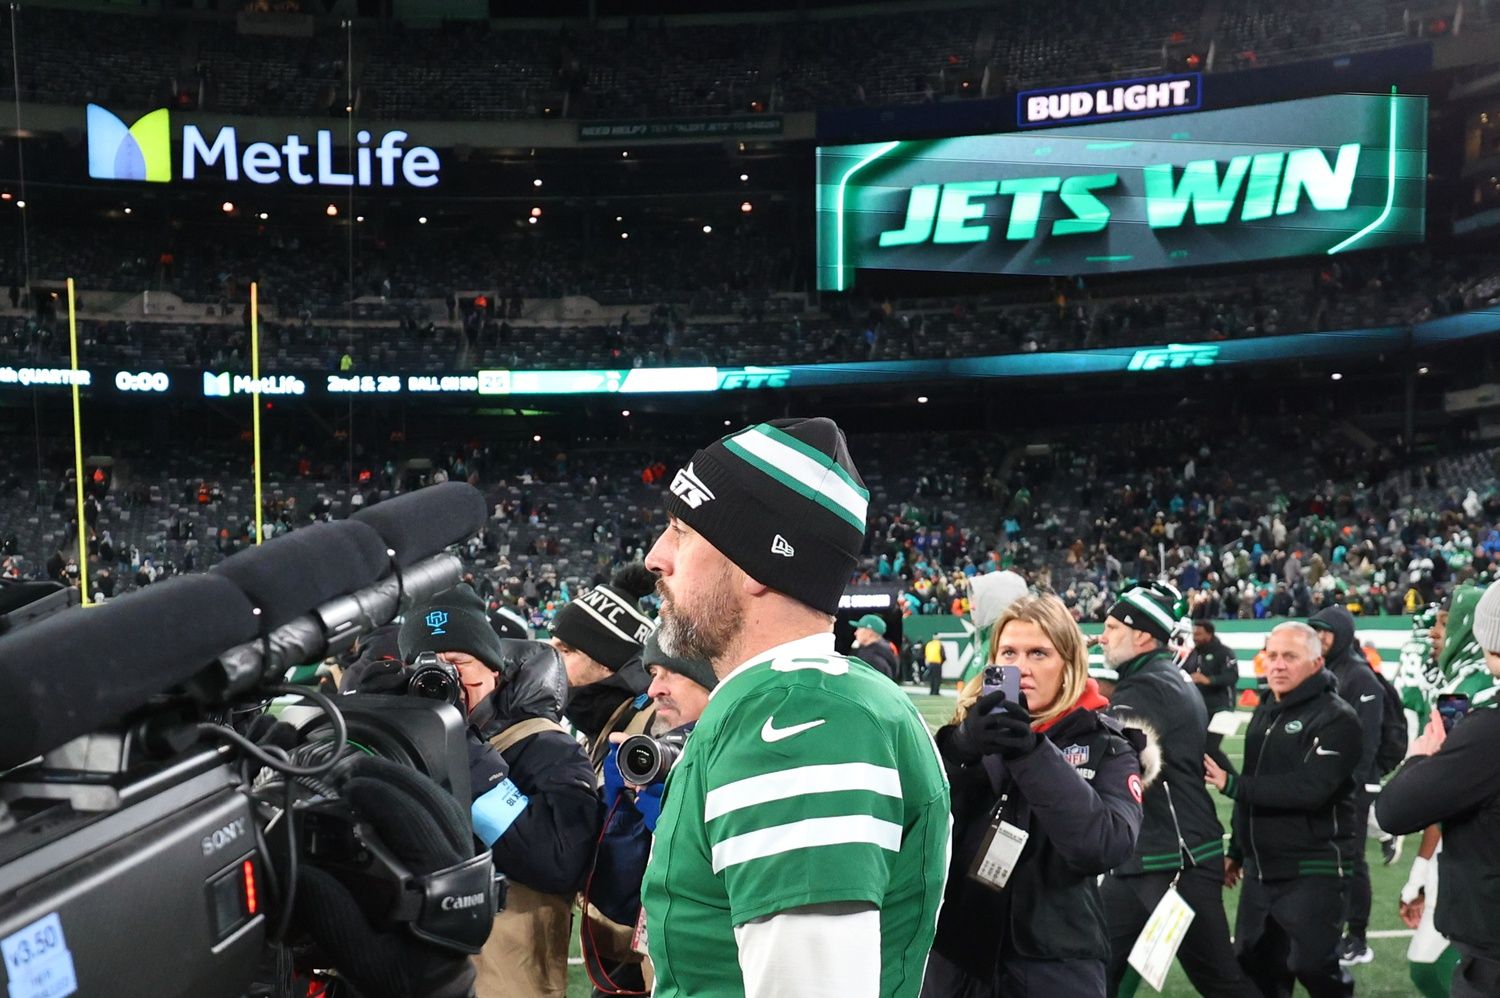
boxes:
[0,483,498,998]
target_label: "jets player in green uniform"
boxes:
[642,417,952,998]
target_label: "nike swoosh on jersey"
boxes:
[1359,693,1378,702]
[1314,746,1339,756]
[760,717,827,742]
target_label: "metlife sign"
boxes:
[1018,74,1200,127]
[86,104,441,188]
[816,91,1427,290]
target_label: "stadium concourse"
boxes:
[3,0,1500,997]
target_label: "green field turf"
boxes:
[565,692,1422,996]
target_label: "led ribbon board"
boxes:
[816,91,1427,291]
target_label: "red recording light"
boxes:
[243,859,258,914]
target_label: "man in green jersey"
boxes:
[641,417,951,998]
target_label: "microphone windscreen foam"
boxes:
[211,520,390,627]
[0,575,260,769]
[352,483,487,566]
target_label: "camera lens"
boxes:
[623,742,658,780]
[618,733,684,785]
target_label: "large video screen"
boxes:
[816,91,1427,291]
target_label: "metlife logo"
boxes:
[202,372,306,397]
[86,104,442,189]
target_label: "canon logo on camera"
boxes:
[115,370,171,393]
[440,893,487,911]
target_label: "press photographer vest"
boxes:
[472,717,573,998]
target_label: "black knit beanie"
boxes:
[1106,585,1177,643]
[550,564,657,673]
[642,630,718,693]
[399,584,509,674]
[663,418,868,616]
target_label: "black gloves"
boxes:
[339,655,406,695]
[290,756,487,998]
[943,690,1039,764]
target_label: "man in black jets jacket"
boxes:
[1186,620,1241,772]
[1309,604,1387,966]
[1099,587,1258,998]
[1377,583,1500,998]
[1205,621,1361,998]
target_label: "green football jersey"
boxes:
[641,633,951,998]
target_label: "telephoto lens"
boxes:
[617,730,688,785]
[406,651,462,707]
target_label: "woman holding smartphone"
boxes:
[922,593,1150,998]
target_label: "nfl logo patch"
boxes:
[1061,743,1090,767]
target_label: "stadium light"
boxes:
[530,207,542,217]
[621,410,631,417]
[740,201,753,213]
[528,217,537,225]
[0,192,10,200]
[355,215,365,223]
[917,396,929,404]
[1331,372,1344,381]
[739,173,749,182]
[532,434,542,443]
[533,179,543,187]
[221,201,235,213]
[622,151,629,158]
[702,225,713,234]
[1418,366,1430,375]
[418,216,428,224]
[15,200,24,209]
[621,232,629,240]
[326,204,338,217]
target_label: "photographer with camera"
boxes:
[365,584,600,998]
[1376,584,1500,998]
[583,632,718,996]
[549,564,660,773]
[926,593,1145,998]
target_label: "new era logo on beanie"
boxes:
[662,418,868,616]
[1107,585,1177,643]
[399,584,510,675]
[550,563,657,674]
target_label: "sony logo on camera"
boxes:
[202,816,249,856]
[440,892,488,911]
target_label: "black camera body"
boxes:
[617,728,689,786]
[406,651,463,708]
[0,743,267,998]
[0,482,499,998]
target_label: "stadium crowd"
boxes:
[2,0,1466,122]
[4,242,1500,375]
[12,416,1497,998]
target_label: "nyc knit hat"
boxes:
[550,564,657,673]
[399,584,508,673]
[1473,583,1500,654]
[663,418,868,615]
[1107,585,1177,643]
[642,630,718,693]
